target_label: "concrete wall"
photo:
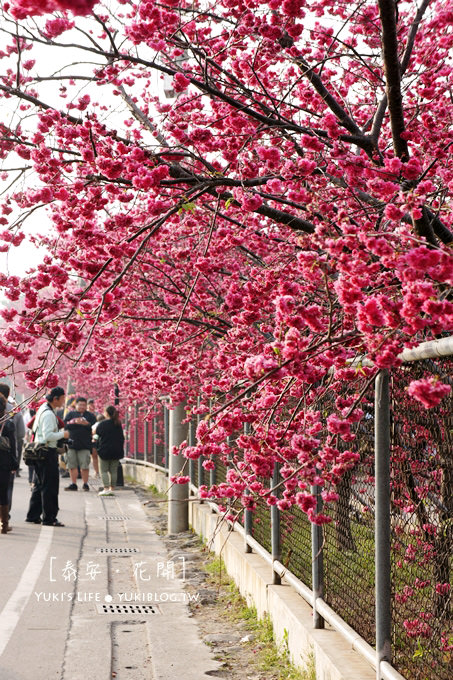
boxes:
[124,461,375,680]
[123,461,169,495]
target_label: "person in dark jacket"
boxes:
[64,396,96,492]
[0,394,17,533]
[94,406,124,497]
[0,383,24,522]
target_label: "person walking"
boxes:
[0,383,25,522]
[64,397,96,491]
[91,413,105,478]
[25,386,68,527]
[94,406,124,496]
[0,394,17,534]
[0,385,25,476]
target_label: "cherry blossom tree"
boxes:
[0,0,451,494]
[0,0,452,669]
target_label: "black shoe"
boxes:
[25,518,41,524]
[42,520,65,527]
[83,483,89,491]
[65,483,78,491]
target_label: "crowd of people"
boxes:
[0,384,125,532]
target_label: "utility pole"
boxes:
[168,400,189,534]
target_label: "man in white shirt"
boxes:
[25,387,69,527]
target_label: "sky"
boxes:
[0,35,69,283]
[0,225,46,279]
[0,6,166,289]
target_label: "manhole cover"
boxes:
[96,603,162,615]
[95,547,140,554]
[97,516,131,521]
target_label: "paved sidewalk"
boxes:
[0,475,220,680]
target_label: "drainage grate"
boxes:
[97,516,131,521]
[96,547,140,554]
[96,603,161,615]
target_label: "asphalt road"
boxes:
[0,473,219,680]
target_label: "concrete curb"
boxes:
[123,462,376,680]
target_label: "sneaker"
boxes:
[65,483,78,491]
[98,490,114,496]
[82,483,89,492]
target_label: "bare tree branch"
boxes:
[377,0,409,160]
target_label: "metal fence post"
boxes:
[144,417,149,463]
[152,415,157,465]
[164,406,169,471]
[188,419,195,488]
[244,422,252,552]
[311,484,325,629]
[210,457,216,488]
[197,402,204,492]
[134,403,139,460]
[197,454,204,494]
[208,399,216,494]
[375,369,391,680]
[271,462,281,585]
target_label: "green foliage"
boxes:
[413,641,425,660]
[204,555,231,587]
[255,618,315,680]
[178,201,196,215]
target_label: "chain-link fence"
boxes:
[390,359,452,680]
[124,351,452,680]
[280,505,313,589]
[250,493,272,555]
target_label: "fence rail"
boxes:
[123,338,453,680]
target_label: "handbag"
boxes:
[0,422,19,471]
[22,406,50,465]
[23,440,48,465]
